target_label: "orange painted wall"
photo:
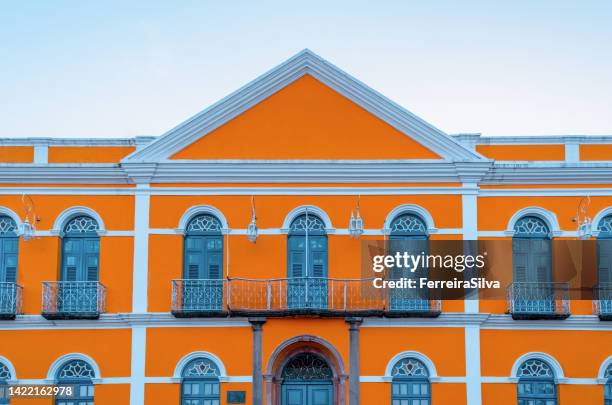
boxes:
[580,144,612,161]
[481,329,612,377]
[146,327,252,376]
[0,329,131,378]
[48,146,135,163]
[171,75,440,160]
[476,144,565,161]
[361,327,466,376]
[0,146,33,163]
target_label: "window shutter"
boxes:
[598,240,612,283]
[512,239,528,282]
[186,253,201,279]
[3,239,18,283]
[290,252,304,278]
[207,253,221,279]
[534,240,552,283]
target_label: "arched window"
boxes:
[597,215,612,283]
[516,359,557,405]
[0,216,18,318]
[605,364,612,405]
[59,216,101,315]
[182,214,224,311]
[55,359,95,405]
[287,213,328,309]
[0,361,10,404]
[181,357,221,405]
[511,216,555,316]
[389,213,429,312]
[391,357,431,405]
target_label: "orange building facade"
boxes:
[0,50,612,405]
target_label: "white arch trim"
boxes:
[510,352,565,383]
[505,207,561,237]
[281,205,334,233]
[0,355,17,382]
[0,207,23,236]
[592,207,612,237]
[383,204,437,234]
[173,351,228,382]
[177,205,229,234]
[51,206,106,235]
[384,351,438,382]
[597,355,612,383]
[46,353,102,383]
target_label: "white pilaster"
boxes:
[132,184,150,313]
[130,326,147,404]
[465,325,482,405]
[462,183,479,313]
[565,141,580,163]
[33,144,48,164]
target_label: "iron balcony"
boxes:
[507,282,570,320]
[0,282,23,320]
[594,283,612,321]
[171,277,441,318]
[42,281,106,320]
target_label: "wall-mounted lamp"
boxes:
[21,194,38,241]
[573,196,592,240]
[349,195,364,238]
[247,196,258,243]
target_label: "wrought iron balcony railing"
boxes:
[507,282,570,320]
[594,283,612,321]
[42,281,106,320]
[171,278,441,318]
[0,282,23,319]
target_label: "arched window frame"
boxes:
[182,213,224,280]
[514,357,558,405]
[0,357,15,404]
[59,214,101,283]
[505,207,560,237]
[52,207,105,236]
[49,355,99,405]
[387,353,433,405]
[383,204,437,235]
[0,215,19,285]
[177,353,223,405]
[594,212,612,286]
[510,213,554,285]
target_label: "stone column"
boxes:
[250,318,267,405]
[346,317,362,405]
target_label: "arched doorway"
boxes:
[265,335,346,405]
[281,353,333,405]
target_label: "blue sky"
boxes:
[1,1,611,138]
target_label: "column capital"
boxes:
[345,317,363,330]
[249,317,267,330]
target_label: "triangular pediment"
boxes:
[125,50,482,163]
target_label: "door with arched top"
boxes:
[281,353,333,405]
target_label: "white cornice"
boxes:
[0,137,155,147]
[0,164,129,184]
[483,162,612,184]
[124,49,482,163]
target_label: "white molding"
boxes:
[0,355,16,380]
[33,144,48,164]
[360,376,465,383]
[281,205,334,233]
[510,352,565,380]
[173,351,228,378]
[148,227,465,236]
[0,206,23,234]
[47,353,102,380]
[177,204,230,234]
[132,186,150,313]
[384,351,438,378]
[124,50,481,163]
[459,135,612,145]
[51,206,106,235]
[505,206,561,237]
[598,355,612,380]
[592,207,612,237]
[383,204,437,234]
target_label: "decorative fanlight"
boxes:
[573,196,592,240]
[246,196,258,243]
[349,195,364,238]
[20,194,38,241]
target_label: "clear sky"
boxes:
[1,1,611,138]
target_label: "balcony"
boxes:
[507,282,570,320]
[594,283,612,321]
[42,281,106,320]
[0,282,23,320]
[171,278,441,318]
